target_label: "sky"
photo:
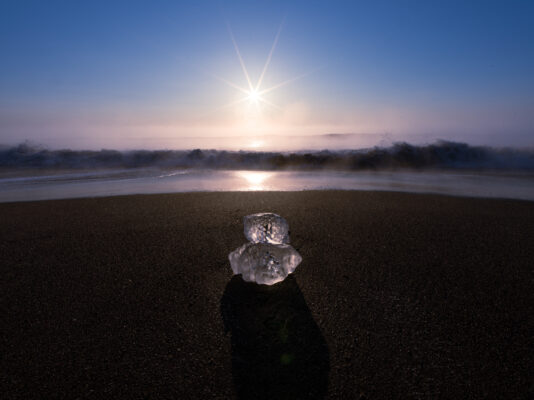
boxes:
[1,0,533,150]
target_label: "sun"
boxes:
[247,89,260,104]
[214,20,313,114]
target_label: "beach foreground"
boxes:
[1,191,533,399]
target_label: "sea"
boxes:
[1,141,534,202]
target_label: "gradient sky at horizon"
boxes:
[1,0,533,149]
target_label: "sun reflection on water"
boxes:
[236,171,273,190]
[248,140,265,149]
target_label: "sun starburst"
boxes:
[216,20,308,112]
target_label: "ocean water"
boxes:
[1,168,534,202]
[2,141,534,202]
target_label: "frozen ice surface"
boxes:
[230,212,299,285]
[228,243,302,285]
[244,213,290,244]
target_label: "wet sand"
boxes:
[1,191,533,399]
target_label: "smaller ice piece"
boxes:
[228,243,302,285]
[244,213,290,244]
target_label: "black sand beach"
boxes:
[1,191,533,399]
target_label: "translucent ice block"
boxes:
[228,242,302,285]
[243,213,289,244]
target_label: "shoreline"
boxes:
[2,168,534,204]
[2,189,534,206]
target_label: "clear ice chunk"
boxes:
[228,243,302,285]
[243,213,290,244]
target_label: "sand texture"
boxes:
[1,191,533,399]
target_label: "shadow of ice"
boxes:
[221,275,329,399]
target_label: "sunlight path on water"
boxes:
[236,171,274,190]
[1,169,534,202]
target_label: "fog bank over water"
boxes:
[2,131,533,152]
[2,140,534,171]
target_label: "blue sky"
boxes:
[1,0,533,149]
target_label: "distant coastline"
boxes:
[2,140,534,171]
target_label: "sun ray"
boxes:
[217,95,250,111]
[258,67,323,96]
[257,96,282,110]
[256,18,285,91]
[227,23,254,91]
[211,73,250,95]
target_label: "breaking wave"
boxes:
[2,141,534,171]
